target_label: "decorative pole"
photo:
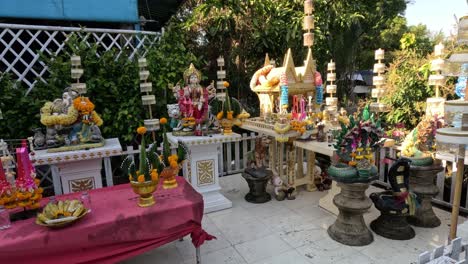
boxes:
[303,0,315,114]
[371,48,388,113]
[326,60,338,113]
[138,58,159,141]
[71,55,86,95]
[426,43,447,117]
[216,56,226,102]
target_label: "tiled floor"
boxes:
[123,174,467,264]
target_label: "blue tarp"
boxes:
[0,0,139,23]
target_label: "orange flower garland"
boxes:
[73,97,95,114]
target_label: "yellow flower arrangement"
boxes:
[223,81,230,88]
[40,102,79,126]
[216,112,224,120]
[160,118,168,125]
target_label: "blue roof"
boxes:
[0,0,139,23]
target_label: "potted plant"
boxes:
[330,105,385,181]
[400,115,444,227]
[122,118,186,207]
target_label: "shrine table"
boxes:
[0,177,214,264]
[32,138,123,195]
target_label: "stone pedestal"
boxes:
[407,164,443,228]
[242,169,272,203]
[370,213,415,240]
[167,133,241,213]
[327,182,373,246]
[33,138,122,195]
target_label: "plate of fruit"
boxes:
[36,200,88,228]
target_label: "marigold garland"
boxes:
[40,102,79,126]
[73,97,95,113]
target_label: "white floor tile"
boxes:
[234,234,292,263]
[217,219,271,245]
[332,251,377,264]
[291,204,334,221]
[295,236,360,264]
[121,243,183,264]
[183,246,247,264]
[251,249,311,264]
[278,222,327,248]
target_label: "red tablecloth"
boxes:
[0,176,215,264]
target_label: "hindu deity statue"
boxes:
[171,64,215,136]
[34,87,104,152]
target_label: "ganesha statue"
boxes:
[34,87,104,152]
[170,63,215,136]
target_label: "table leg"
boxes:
[196,247,201,264]
[269,139,278,175]
[104,157,114,187]
[287,143,296,186]
[278,143,284,179]
[50,165,62,195]
[306,151,317,191]
[295,147,304,190]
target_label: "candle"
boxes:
[434,42,444,56]
[327,60,335,71]
[375,48,385,60]
[217,56,225,67]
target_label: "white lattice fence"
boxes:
[0,23,160,94]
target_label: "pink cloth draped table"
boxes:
[0,176,215,264]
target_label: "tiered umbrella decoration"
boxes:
[71,55,87,95]
[216,56,226,102]
[426,43,447,117]
[138,58,160,138]
[326,60,338,113]
[435,15,468,240]
[371,49,389,112]
[303,0,314,48]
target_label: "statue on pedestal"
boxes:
[34,87,104,152]
[171,64,215,136]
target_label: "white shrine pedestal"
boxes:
[167,133,241,213]
[33,138,122,195]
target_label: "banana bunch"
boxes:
[37,199,86,223]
